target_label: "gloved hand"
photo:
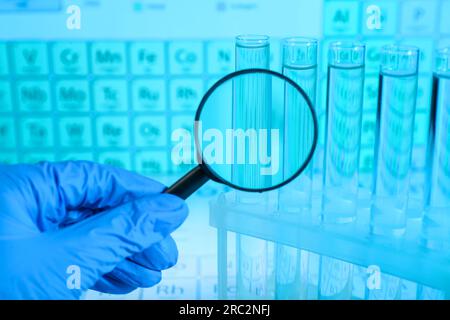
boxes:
[0,161,188,299]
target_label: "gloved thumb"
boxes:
[46,193,188,291]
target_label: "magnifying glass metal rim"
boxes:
[193,68,319,193]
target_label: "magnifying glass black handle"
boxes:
[164,165,210,200]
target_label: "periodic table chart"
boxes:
[0,0,448,299]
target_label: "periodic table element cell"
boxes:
[91,42,127,75]
[324,1,360,36]
[200,277,237,300]
[400,0,438,35]
[141,278,197,300]
[441,1,450,34]
[130,42,165,75]
[59,116,92,148]
[59,152,94,162]
[362,1,398,36]
[133,115,167,147]
[0,81,12,111]
[169,41,204,75]
[21,117,54,148]
[360,111,376,148]
[0,153,18,164]
[132,79,166,111]
[94,80,128,112]
[12,42,49,75]
[98,151,132,170]
[52,42,88,75]
[96,116,130,147]
[0,118,16,148]
[22,152,55,164]
[363,75,379,112]
[135,150,168,176]
[55,80,90,112]
[207,40,234,74]
[16,81,51,112]
[365,39,391,74]
[0,43,8,75]
[401,38,434,73]
[170,78,204,111]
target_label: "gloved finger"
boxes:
[91,274,137,295]
[106,236,178,288]
[0,161,166,231]
[49,193,188,291]
[131,236,179,271]
[60,208,95,228]
[107,259,162,288]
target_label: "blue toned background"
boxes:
[0,0,448,299]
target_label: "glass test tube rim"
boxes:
[282,37,318,69]
[282,36,318,47]
[434,47,450,78]
[329,40,365,50]
[381,44,419,57]
[235,34,270,48]
[380,44,420,76]
[328,41,365,68]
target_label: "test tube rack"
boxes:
[209,190,450,299]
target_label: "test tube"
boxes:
[371,45,419,237]
[275,37,318,299]
[418,285,447,300]
[322,41,365,224]
[279,37,318,215]
[422,47,450,250]
[234,35,273,299]
[235,34,270,70]
[318,256,353,300]
[233,35,271,195]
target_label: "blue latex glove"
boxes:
[0,161,188,299]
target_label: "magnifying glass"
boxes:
[165,68,318,199]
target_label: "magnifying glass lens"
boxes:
[196,70,316,191]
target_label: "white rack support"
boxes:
[209,192,450,299]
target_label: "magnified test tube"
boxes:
[233,35,271,195]
[422,47,450,250]
[276,38,318,299]
[371,45,419,237]
[322,41,365,224]
[234,35,273,299]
